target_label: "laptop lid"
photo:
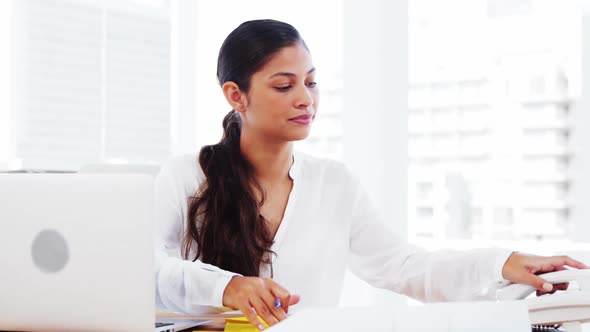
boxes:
[0,174,155,332]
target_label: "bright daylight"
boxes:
[0,1,589,332]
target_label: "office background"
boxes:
[1,0,589,306]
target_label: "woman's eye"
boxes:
[306,81,317,88]
[275,86,292,92]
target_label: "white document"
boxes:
[394,301,530,332]
[267,301,530,332]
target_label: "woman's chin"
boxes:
[287,130,312,142]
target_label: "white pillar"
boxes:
[341,0,408,306]
[570,12,590,243]
[170,0,198,155]
[342,0,408,236]
[0,0,14,169]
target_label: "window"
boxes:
[0,1,14,169]
[408,0,585,244]
[5,0,344,169]
[8,0,171,170]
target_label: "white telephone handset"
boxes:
[497,269,590,332]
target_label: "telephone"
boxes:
[496,269,590,332]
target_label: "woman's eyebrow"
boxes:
[268,67,316,79]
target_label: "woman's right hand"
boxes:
[222,276,301,330]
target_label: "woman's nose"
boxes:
[295,84,314,109]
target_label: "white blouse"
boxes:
[154,151,513,313]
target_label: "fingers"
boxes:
[289,294,301,306]
[542,255,588,270]
[503,252,588,298]
[536,282,569,296]
[266,279,294,314]
[222,276,300,330]
[526,259,573,293]
[522,273,553,292]
[527,255,588,276]
[259,286,288,323]
[249,296,279,329]
[240,302,267,331]
[560,256,588,269]
[249,278,291,328]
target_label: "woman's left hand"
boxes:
[502,252,588,296]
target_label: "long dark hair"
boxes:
[183,20,306,276]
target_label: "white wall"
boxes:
[340,0,409,306]
[342,0,408,236]
[570,12,590,242]
[0,0,14,168]
[170,0,198,155]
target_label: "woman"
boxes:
[155,19,587,330]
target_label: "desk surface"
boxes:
[184,318,590,332]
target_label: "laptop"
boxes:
[0,174,210,332]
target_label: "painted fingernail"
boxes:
[542,282,553,291]
[274,298,281,308]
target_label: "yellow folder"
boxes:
[224,316,270,332]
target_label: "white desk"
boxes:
[267,302,590,332]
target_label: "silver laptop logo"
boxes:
[31,229,70,273]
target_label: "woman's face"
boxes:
[241,43,319,142]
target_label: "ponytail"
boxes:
[184,110,274,276]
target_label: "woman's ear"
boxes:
[222,82,247,113]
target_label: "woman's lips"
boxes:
[289,114,313,125]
